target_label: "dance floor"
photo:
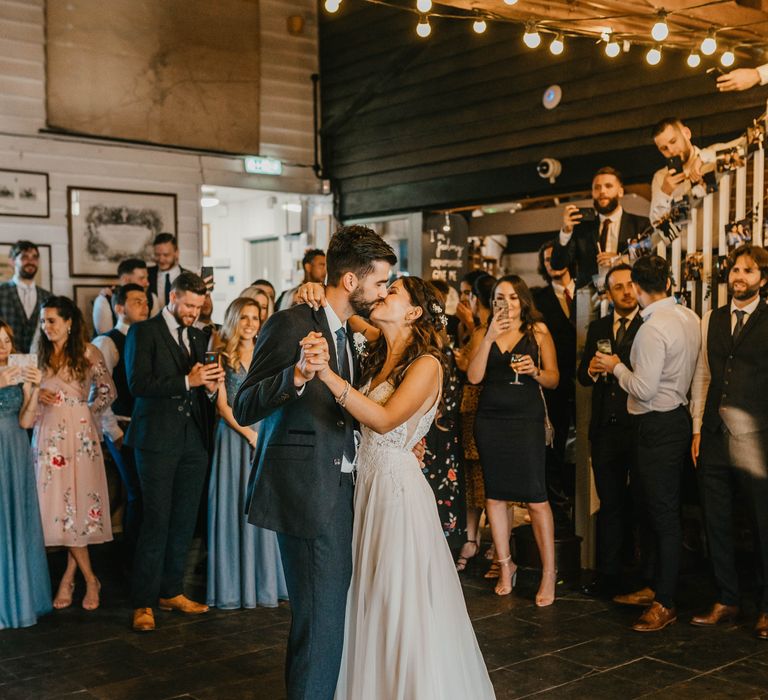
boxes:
[2,545,768,699]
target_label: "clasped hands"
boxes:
[294,332,332,387]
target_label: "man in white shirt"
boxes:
[716,64,768,92]
[276,249,327,311]
[688,245,768,640]
[93,258,159,336]
[595,255,700,633]
[147,233,187,309]
[92,283,149,565]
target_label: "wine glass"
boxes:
[596,339,612,381]
[509,353,524,385]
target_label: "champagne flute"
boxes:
[596,338,612,381]
[509,353,524,385]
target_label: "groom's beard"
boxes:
[349,288,379,318]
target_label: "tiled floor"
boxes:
[2,546,768,699]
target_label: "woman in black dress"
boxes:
[468,275,559,605]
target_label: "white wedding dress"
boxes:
[334,363,496,700]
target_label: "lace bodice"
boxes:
[0,384,22,419]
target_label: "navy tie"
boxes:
[733,309,746,338]
[335,327,355,462]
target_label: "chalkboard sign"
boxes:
[422,213,469,284]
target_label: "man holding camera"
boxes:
[553,167,650,289]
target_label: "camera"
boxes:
[537,158,562,184]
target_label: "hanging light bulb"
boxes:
[701,29,717,56]
[472,18,487,34]
[416,0,431,13]
[686,50,701,68]
[720,48,735,67]
[600,28,612,42]
[549,34,564,55]
[523,23,541,49]
[646,45,662,65]
[442,212,452,232]
[416,14,431,37]
[324,0,340,12]
[651,11,669,42]
[604,34,621,58]
[503,0,518,4]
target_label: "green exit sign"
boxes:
[244,156,283,176]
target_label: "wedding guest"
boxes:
[276,249,327,311]
[148,233,188,309]
[125,272,224,632]
[241,285,274,323]
[468,275,559,605]
[92,284,149,566]
[0,241,51,352]
[33,296,116,611]
[249,279,276,306]
[92,258,159,335]
[194,293,220,343]
[207,297,288,609]
[0,320,51,629]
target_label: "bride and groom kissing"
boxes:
[234,226,495,700]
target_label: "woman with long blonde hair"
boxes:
[206,297,288,609]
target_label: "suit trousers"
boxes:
[277,472,354,700]
[631,406,691,609]
[591,425,635,577]
[131,420,208,607]
[698,426,768,611]
[105,433,142,563]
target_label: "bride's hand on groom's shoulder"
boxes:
[295,282,327,310]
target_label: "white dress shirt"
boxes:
[92,320,130,441]
[559,206,623,255]
[92,289,159,336]
[156,265,181,308]
[689,296,761,433]
[12,275,37,318]
[614,296,700,415]
[162,306,192,391]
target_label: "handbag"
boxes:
[536,337,555,448]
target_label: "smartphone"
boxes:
[200,266,214,282]
[492,299,509,318]
[203,351,221,367]
[666,155,684,174]
[8,353,37,368]
[577,207,596,222]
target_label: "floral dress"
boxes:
[33,345,116,546]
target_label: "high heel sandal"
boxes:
[53,580,75,609]
[82,578,101,611]
[535,570,557,608]
[494,556,518,596]
[456,541,480,572]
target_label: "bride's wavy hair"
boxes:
[359,276,448,390]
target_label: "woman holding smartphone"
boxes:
[467,276,559,605]
[206,297,288,609]
[0,320,52,629]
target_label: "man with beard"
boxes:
[276,248,327,311]
[125,271,224,632]
[0,240,51,352]
[689,245,768,639]
[553,167,650,289]
[234,226,397,700]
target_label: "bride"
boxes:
[300,276,496,700]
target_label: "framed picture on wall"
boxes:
[74,284,115,338]
[0,242,53,290]
[0,169,50,218]
[67,187,177,277]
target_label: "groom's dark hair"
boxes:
[326,225,397,286]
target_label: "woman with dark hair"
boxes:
[0,319,52,629]
[33,296,116,611]
[305,276,495,699]
[207,297,288,609]
[468,275,559,606]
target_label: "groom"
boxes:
[234,226,397,700]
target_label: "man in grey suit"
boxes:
[234,225,396,700]
[0,240,51,351]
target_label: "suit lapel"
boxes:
[731,301,765,352]
[157,315,188,374]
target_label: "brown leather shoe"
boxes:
[755,613,768,640]
[132,607,155,632]
[613,586,655,607]
[158,594,209,615]
[691,602,739,627]
[632,601,677,632]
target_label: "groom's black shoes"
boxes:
[580,574,620,600]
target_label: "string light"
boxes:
[686,50,701,68]
[415,0,431,14]
[472,18,487,34]
[650,12,669,42]
[646,45,662,65]
[701,29,717,55]
[503,0,518,4]
[523,23,541,49]
[416,14,431,38]
[720,48,735,67]
[324,0,340,12]
[604,34,621,58]
[549,34,564,55]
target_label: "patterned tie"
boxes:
[615,316,629,347]
[335,327,355,462]
[599,218,611,253]
[733,309,746,339]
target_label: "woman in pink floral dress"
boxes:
[33,296,116,611]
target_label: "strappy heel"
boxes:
[456,541,479,572]
[494,555,518,596]
[535,570,557,607]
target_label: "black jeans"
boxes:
[131,421,208,608]
[698,426,768,611]
[105,432,142,563]
[631,406,691,609]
